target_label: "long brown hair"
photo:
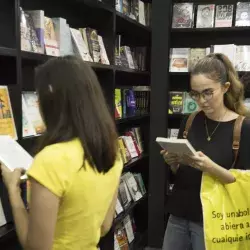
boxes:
[191,53,250,117]
[35,56,119,173]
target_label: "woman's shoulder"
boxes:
[35,138,82,162]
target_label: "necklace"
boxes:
[205,110,227,141]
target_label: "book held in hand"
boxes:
[0,135,33,179]
[156,137,197,156]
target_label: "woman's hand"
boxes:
[0,164,24,194]
[160,150,180,165]
[183,151,214,171]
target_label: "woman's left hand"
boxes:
[0,164,24,194]
[183,151,214,171]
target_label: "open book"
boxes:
[156,137,197,156]
[0,135,33,180]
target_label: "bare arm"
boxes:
[100,187,119,237]
[9,178,60,250]
[205,161,235,184]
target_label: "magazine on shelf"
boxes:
[172,3,194,28]
[196,4,215,28]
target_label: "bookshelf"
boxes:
[148,0,250,248]
[0,0,151,249]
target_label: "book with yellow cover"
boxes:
[0,86,17,140]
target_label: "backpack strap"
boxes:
[232,115,245,168]
[183,111,200,139]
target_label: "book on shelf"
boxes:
[156,137,197,156]
[196,4,215,28]
[169,91,199,115]
[235,2,250,27]
[115,225,129,249]
[20,8,43,54]
[98,35,110,65]
[215,5,234,28]
[169,48,189,72]
[80,28,101,63]
[115,35,147,70]
[0,86,17,140]
[169,44,250,72]
[44,16,60,56]
[189,48,210,70]
[52,17,74,56]
[70,28,93,62]
[26,10,45,53]
[122,172,143,202]
[168,128,179,139]
[20,8,110,65]
[119,179,132,209]
[115,0,151,26]
[115,87,150,119]
[22,91,46,137]
[172,3,194,28]
[116,171,146,216]
[123,215,135,243]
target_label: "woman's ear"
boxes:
[223,82,230,93]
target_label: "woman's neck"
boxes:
[205,106,228,122]
[205,106,238,122]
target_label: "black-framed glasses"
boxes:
[189,89,215,101]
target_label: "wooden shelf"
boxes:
[116,114,150,124]
[114,195,147,226]
[0,224,15,243]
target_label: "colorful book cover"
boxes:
[22,92,46,135]
[44,16,60,56]
[0,86,17,140]
[168,91,184,114]
[126,89,136,117]
[115,89,122,119]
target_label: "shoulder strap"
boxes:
[232,115,245,167]
[183,111,200,139]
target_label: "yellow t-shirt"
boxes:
[27,138,123,250]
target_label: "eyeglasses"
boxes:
[189,89,216,101]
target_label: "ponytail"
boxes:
[191,53,250,117]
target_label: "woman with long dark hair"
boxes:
[1,56,123,250]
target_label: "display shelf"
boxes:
[115,66,150,75]
[0,47,16,57]
[116,11,151,32]
[114,195,147,227]
[123,153,149,172]
[171,27,250,33]
[116,114,150,124]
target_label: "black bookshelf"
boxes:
[0,0,151,249]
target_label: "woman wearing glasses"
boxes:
[161,53,250,250]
